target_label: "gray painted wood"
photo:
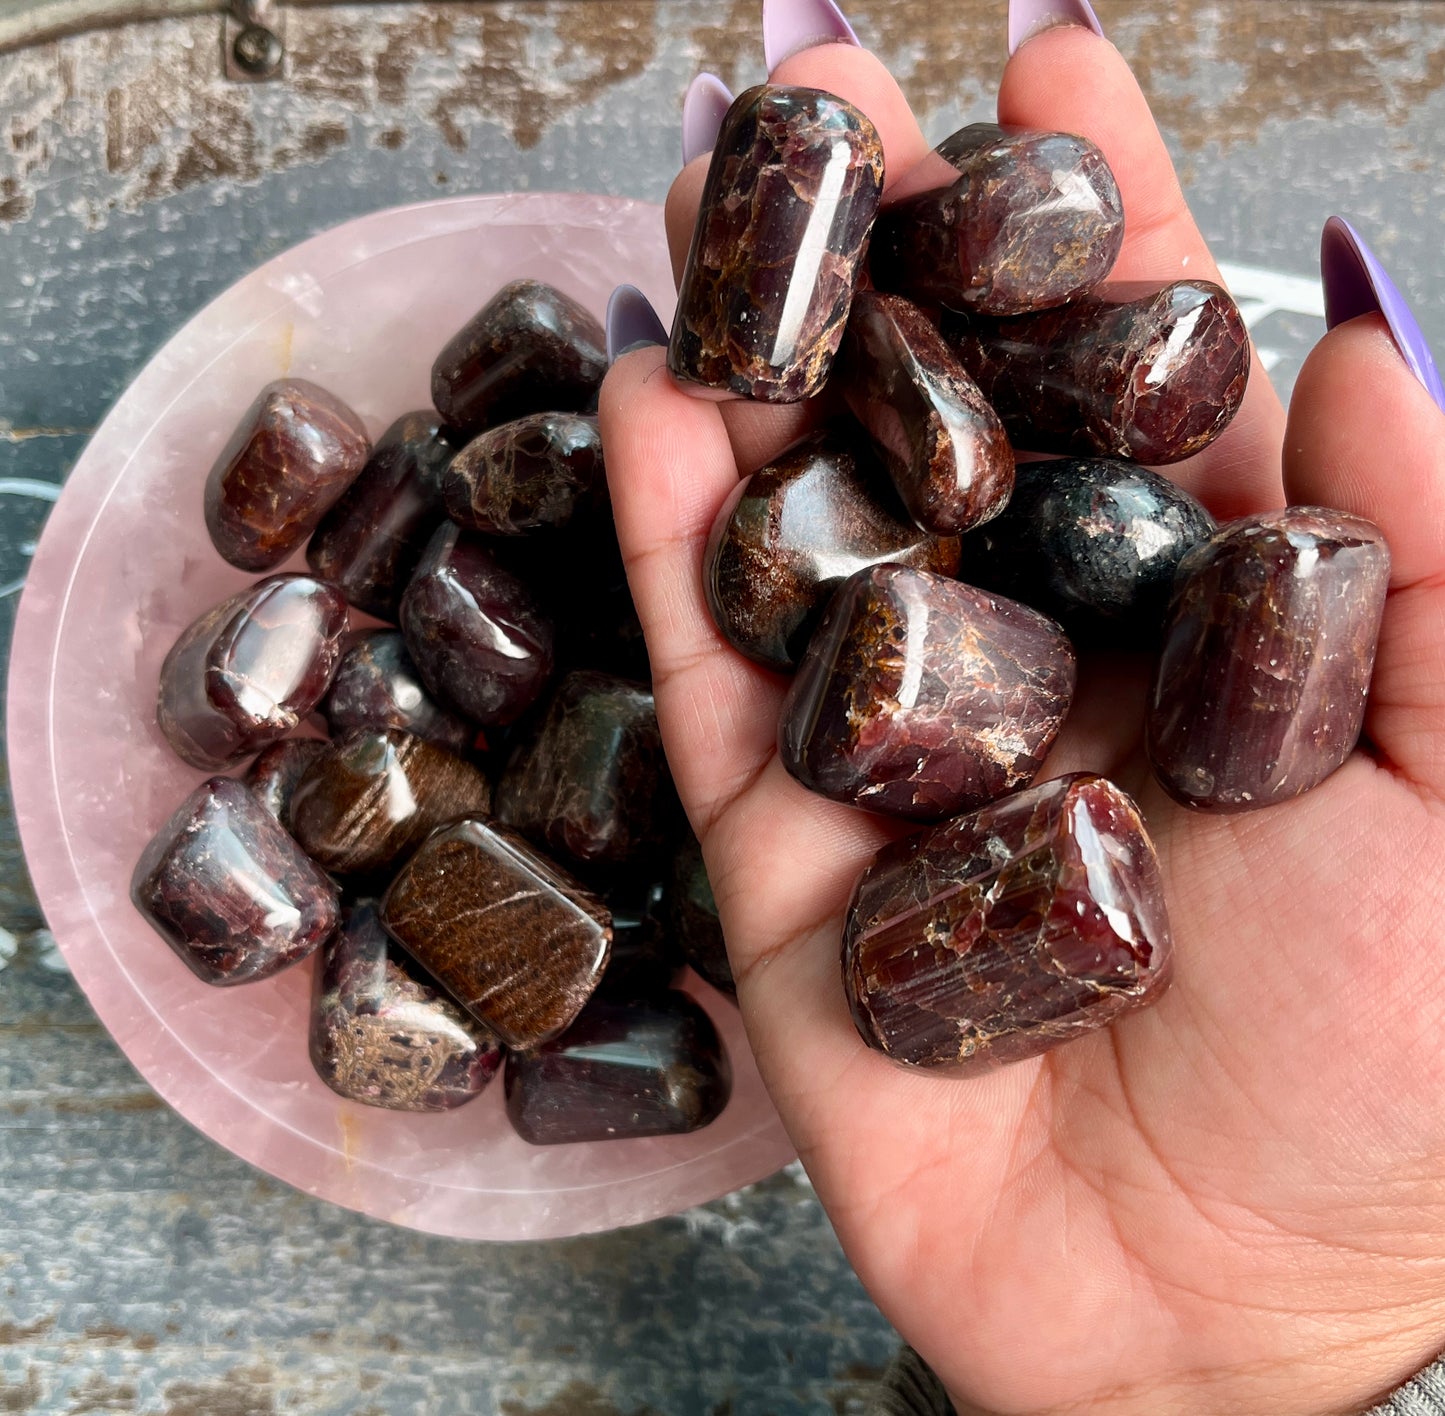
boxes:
[1,2,1441,1409]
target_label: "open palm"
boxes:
[600,22,1445,1414]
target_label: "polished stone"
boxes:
[310,902,503,1112]
[132,776,339,987]
[781,565,1075,821]
[665,836,734,1000]
[156,574,350,770]
[288,728,493,878]
[305,410,455,621]
[1147,508,1390,811]
[321,630,474,756]
[844,773,1172,1072]
[495,671,669,868]
[242,737,329,821]
[431,279,607,434]
[504,991,731,1144]
[704,427,962,672]
[442,412,606,536]
[960,458,1217,646]
[204,378,371,572]
[838,291,1013,536]
[871,124,1124,315]
[943,280,1250,464]
[399,522,555,725]
[669,85,884,403]
[597,873,684,999]
[381,817,612,1048]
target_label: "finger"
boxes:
[663,41,932,473]
[1283,312,1445,795]
[999,21,1286,520]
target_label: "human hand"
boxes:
[598,5,1445,1411]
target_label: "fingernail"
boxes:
[1007,0,1105,55]
[762,0,860,74]
[606,285,668,363]
[1321,216,1445,412]
[682,72,734,166]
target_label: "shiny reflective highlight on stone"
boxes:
[1147,508,1390,811]
[306,410,455,621]
[381,818,611,1048]
[310,902,503,1111]
[431,279,608,435]
[838,292,1013,536]
[504,991,731,1144]
[132,777,339,986]
[399,523,555,725]
[871,124,1124,315]
[782,566,1075,821]
[442,413,606,536]
[243,737,329,821]
[666,836,734,999]
[704,428,962,672]
[669,85,884,403]
[322,630,474,756]
[157,575,349,770]
[961,459,1217,646]
[288,729,493,878]
[496,671,669,868]
[844,774,1171,1071]
[944,280,1249,464]
[205,379,371,572]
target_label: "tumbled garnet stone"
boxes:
[132,776,339,986]
[844,773,1172,1072]
[288,728,493,878]
[704,426,961,672]
[156,574,349,770]
[871,123,1124,315]
[504,991,731,1145]
[242,737,329,822]
[781,565,1075,821]
[1147,507,1390,811]
[431,279,607,435]
[837,291,1013,537]
[205,378,371,572]
[495,670,669,868]
[306,410,456,622]
[381,817,612,1049]
[310,902,503,1112]
[943,279,1250,465]
[669,85,884,404]
[665,836,734,1000]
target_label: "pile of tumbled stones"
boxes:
[133,279,733,1142]
[667,88,1389,1074]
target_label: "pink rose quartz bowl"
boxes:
[6,193,795,1241]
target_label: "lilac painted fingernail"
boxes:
[682,73,734,166]
[1007,0,1105,55]
[762,0,860,74]
[1320,217,1445,412]
[606,285,668,363]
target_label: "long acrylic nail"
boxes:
[1007,0,1104,55]
[762,0,860,74]
[1320,217,1445,412]
[682,73,734,165]
[605,285,668,363]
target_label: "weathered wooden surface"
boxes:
[0,2,1442,1410]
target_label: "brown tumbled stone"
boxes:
[1147,508,1390,811]
[844,774,1172,1072]
[704,427,962,672]
[668,85,884,404]
[205,379,371,572]
[943,280,1250,465]
[781,565,1075,821]
[381,817,612,1048]
[838,292,1013,536]
[871,124,1124,315]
